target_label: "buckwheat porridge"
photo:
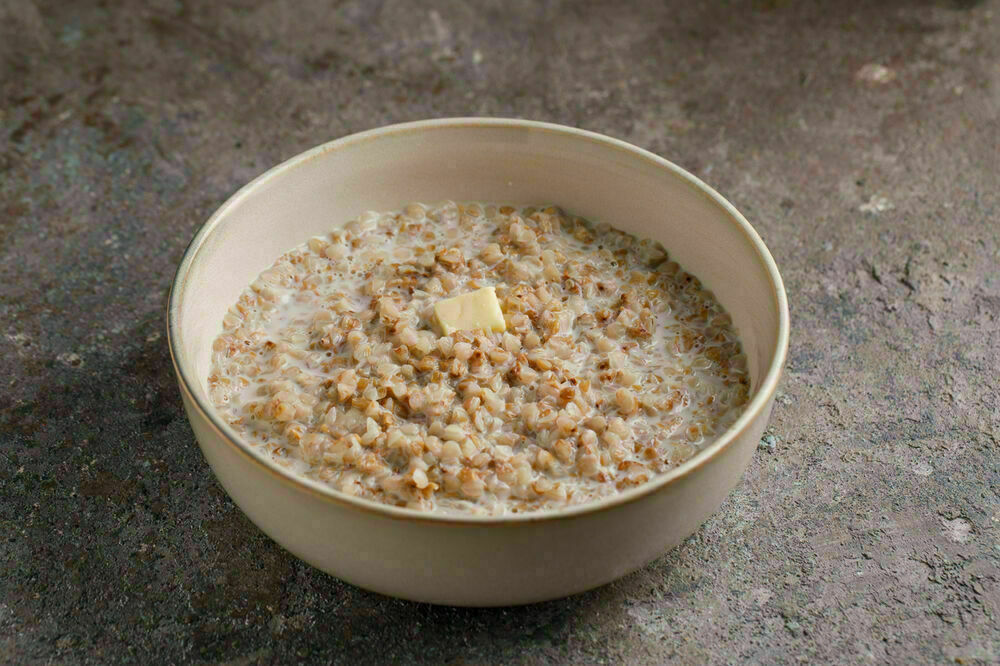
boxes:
[208,202,750,515]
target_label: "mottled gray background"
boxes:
[2,0,999,663]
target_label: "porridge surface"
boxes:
[208,202,749,515]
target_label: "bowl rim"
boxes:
[167,117,790,526]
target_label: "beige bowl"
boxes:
[168,118,789,606]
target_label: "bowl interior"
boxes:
[171,120,786,491]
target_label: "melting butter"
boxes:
[433,287,506,335]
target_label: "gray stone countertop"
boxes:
[2,1,998,663]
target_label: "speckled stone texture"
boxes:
[2,0,999,663]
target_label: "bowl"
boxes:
[167,118,789,606]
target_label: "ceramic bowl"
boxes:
[167,118,789,606]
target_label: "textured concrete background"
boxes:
[2,0,999,663]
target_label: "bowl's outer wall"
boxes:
[172,120,784,605]
[182,389,771,606]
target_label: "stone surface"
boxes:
[2,0,999,663]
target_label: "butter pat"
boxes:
[433,287,506,335]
